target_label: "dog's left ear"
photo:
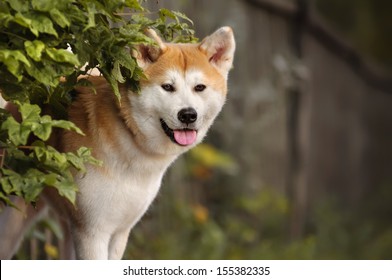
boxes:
[199,26,236,78]
[135,29,167,69]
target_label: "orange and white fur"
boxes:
[0,27,235,259]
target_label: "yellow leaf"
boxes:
[189,144,237,174]
[192,204,209,224]
[44,243,59,259]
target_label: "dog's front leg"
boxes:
[108,227,132,260]
[73,228,111,259]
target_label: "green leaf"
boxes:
[189,144,238,174]
[1,58,21,80]
[76,147,102,167]
[83,2,97,31]
[46,48,80,66]
[125,0,144,11]
[50,119,84,135]
[114,48,137,75]
[112,61,126,83]
[0,168,23,195]
[25,62,60,87]
[19,102,41,123]
[0,49,31,80]
[32,144,68,170]
[0,13,14,26]
[65,153,84,172]
[1,116,29,145]
[42,173,58,186]
[21,169,46,202]
[24,40,46,62]
[13,12,32,28]
[31,0,57,12]
[172,11,194,25]
[159,8,177,21]
[27,13,58,37]
[10,12,59,37]
[49,9,71,28]
[31,116,53,141]
[101,68,121,101]
[7,0,29,12]
[54,177,77,205]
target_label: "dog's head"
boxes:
[129,27,235,156]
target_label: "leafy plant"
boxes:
[0,0,196,207]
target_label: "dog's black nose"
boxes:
[178,107,197,124]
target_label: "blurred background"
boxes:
[16,0,392,259]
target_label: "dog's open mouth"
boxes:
[160,119,197,146]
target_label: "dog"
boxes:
[0,27,235,259]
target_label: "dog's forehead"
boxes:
[143,44,226,91]
[163,68,204,83]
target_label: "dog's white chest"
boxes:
[75,158,170,232]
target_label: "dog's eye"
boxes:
[161,83,175,92]
[194,84,206,92]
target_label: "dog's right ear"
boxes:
[134,29,167,69]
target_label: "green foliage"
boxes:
[0,102,100,205]
[2,102,82,146]
[0,0,196,207]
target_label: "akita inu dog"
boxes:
[0,27,235,259]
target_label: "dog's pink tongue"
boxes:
[174,130,197,146]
